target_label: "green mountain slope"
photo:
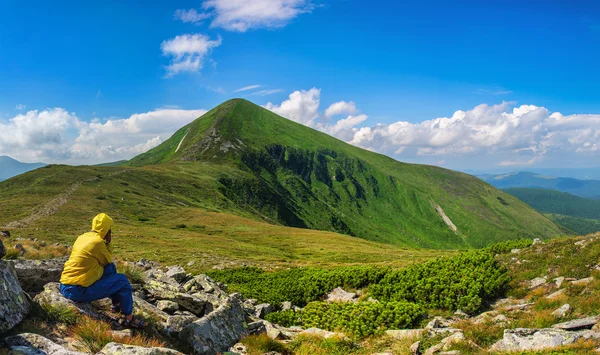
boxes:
[121,99,561,248]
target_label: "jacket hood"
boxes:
[92,213,114,239]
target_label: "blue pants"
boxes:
[60,263,133,315]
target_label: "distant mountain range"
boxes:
[479,171,600,200]
[0,156,45,181]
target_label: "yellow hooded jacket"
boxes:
[60,213,114,287]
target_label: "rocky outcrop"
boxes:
[490,328,600,351]
[98,342,185,355]
[325,287,357,302]
[552,316,599,330]
[300,327,348,340]
[0,238,6,258]
[180,293,248,355]
[10,257,66,292]
[4,333,87,355]
[34,282,105,320]
[0,259,30,332]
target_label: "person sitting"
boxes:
[59,213,146,328]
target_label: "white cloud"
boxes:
[235,84,262,92]
[200,0,314,32]
[15,104,26,110]
[264,88,320,125]
[0,108,207,164]
[174,9,211,24]
[324,101,358,118]
[161,34,222,77]
[252,89,283,96]
[265,89,600,168]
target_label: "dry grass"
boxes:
[241,334,290,355]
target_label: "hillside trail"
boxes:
[3,170,125,229]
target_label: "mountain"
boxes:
[0,99,563,250]
[0,156,45,181]
[479,171,600,199]
[503,187,600,235]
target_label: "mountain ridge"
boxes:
[0,155,46,181]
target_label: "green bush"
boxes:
[486,239,533,255]
[369,250,509,313]
[265,309,301,327]
[299,301,425,338]
[209,265,389,306]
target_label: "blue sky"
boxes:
[1,0,599,170]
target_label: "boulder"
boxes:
[410,341,421,355]
[300,327,348,340]
[453,310,469,319]
[229,343,247,355]
[157,300,179,314]
[9,257,66,292]
[281,301,292,311]
[571,277,593,286]
[34,282,105,320]
[144,280,207,317]
[492,314,509,325]
[552,316,599,330]
[5,333,87,355]
[0,238,6,258]
[325,287,357,302]
[98,342,184,354]
[183,274,227,297]
[167,313,198,333]
[1,230,10,238]
[254,303,273,318]
[425,316,453,329]
[165,265,187,284]
[14,243,27,255]
[0,260,31,332]
[180,293,248,355]
[490,328,600,351]
[552,304,571,318]
[532,238,543,245]
[546,289,566,300]
[554,276,565,288]
[529,277,547,289]
[385,329,424,340]
[424,332,467,354]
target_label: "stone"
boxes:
[254,303,273,318]
[410,341,421,355]
[5,333,87,355]
[183,274,227,297]
[532,238,543,245]
[229,343,247,355]
[166,265,187,284]
[0,260,31,332]
[0,239,5,259]
[571,277,593,286]
[301,327,348,340]
[504,302,534,312]
[1,230,10,238]
[247,320,267,335]
[546,289,566,300]
[425,316,452,329]
[134,296,169,325]
[281,301,292,311]
[166,314,198,333]
[552,304,571,318]
[385,329,424,340]
[9,257,66,292]
[438,352,460,355]
[554,276,565,288]
[187,260,196,267]
[98,342,185,354]
[490,328,600,351]
[325,287,358,302]
[137,258,159,270]
[157,300,179,314]
[424,332,467,354]
[552,316,599,330]
[144,280,207,317]
[14,243,27,255]
[180,293,248,355]
[529,276,547,289]
[34,282,105,320]
[511,249,521,254]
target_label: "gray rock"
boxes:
[98,342,184,354]
[157,300,179,314]
[532,238,543,245]
[137,258,159,270]
[529,276,547,289]
[425,316,453,329]
[166,314,198,333]
[281,301,292,311]
[144,279,207,316]
[254,303,273,318]
[14,243,27,255]
[385,329,424,340]
[554,276,565,288]
[325,287,357,302]
[552,304,571,318]
[0,238,5,259]
[424,332,467,355]
[300,327,348,340]
[492,314,509,325]
[1,230,10,238]
[165,265,187,284]
[229,343,247,355]
[5,333,87,355]
[0,260,31,332]
[546,289,566,300]
[490,328,600,351]
[453,310,469,319]
[410,341,421,355]
[183,274,226,296]
[552,316,599,330]
[571,277,593,286]
[34,282,105,320]
[180,293,248,355]
[9,257,66,292]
